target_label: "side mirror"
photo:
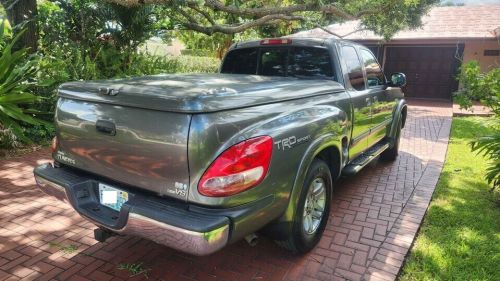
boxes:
[389,73,406,87]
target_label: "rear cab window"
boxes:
[220,48,258,74]
[259,48,288,76]
[221,46,337,81]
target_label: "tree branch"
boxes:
[105,0,384,35]
[315,24,342,38]
[204,0,355,20]
[339,28,369,38]
[107,0,356,20]
[187,3,216,26]
[181,14,304,35]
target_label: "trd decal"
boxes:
[274,135,311,151]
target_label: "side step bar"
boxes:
[342,141,390,175]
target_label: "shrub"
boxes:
[0,20,49,144]
[34,45,219,120]
[22,124,55,145]
[454,61,500,189]
[454,61,500,115]
[0,127,20,149]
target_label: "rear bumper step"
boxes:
[34,163,229,256]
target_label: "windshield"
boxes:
[221,46,336,80]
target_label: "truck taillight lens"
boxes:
[198,136,273,197]
[51,136,58,153]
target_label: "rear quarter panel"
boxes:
[188,91,352,219]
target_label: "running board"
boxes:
[343,141,390,175]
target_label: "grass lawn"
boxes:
[399,117,500,281]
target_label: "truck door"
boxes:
[359,48,396,145]
[340,45,371,160]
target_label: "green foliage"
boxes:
[23,124,55,145]
[32,0,219,136]
[38,44,218,81]
[0,127,19,149]
[38,0,161,52]
[454,61,500,116]
[471,133,500,189]
[0,20,47,143]
[348,0,440,40]
[100,3,159,51]
[454,61,500,189]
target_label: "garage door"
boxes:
[383,46,463,100]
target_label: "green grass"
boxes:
[48,242,78,254]
[399,117,500,281]
[117,262,151,279]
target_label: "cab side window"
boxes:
[341,46,365,91]
[360,49,385,87]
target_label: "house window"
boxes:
[483,50,500,56]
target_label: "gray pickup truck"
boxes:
[34,38,407,256]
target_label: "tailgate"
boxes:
[54,97,191,200]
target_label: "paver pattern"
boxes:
[0,100,452,281]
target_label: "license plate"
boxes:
[98,183,128,212]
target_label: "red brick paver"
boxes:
[0,101,452,281]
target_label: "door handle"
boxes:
[96,120,116,136]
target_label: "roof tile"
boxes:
[291,5,500,40]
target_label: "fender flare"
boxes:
[279,133,343,224]
[388,99,407,147]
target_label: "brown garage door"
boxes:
[383,46,463,100]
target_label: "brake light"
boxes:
[198,136,273,197]
[260,39,292,45]
[51,136,58,153]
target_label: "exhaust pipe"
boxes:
[244,233,259,247]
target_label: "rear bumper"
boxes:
[34,163,229,256]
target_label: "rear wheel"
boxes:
[277,159,332,253]
[381,117,402,161]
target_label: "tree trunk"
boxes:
[1,0,38,52]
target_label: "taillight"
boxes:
[260,38,292,45]
[198,136,273,197]
[51,136,58,153]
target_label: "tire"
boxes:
[381,117,402,161]
[276,159,332,254]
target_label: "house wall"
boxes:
[463,39,499,72]
[140,38,186,56]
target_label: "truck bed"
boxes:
[59,73,345,113]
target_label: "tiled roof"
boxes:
[291,5,500,41]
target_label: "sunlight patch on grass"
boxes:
[400,117,500,281]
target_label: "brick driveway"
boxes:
[0,100,452,281]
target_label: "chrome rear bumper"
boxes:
[34,164,229,256]
[117,213,229,256]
